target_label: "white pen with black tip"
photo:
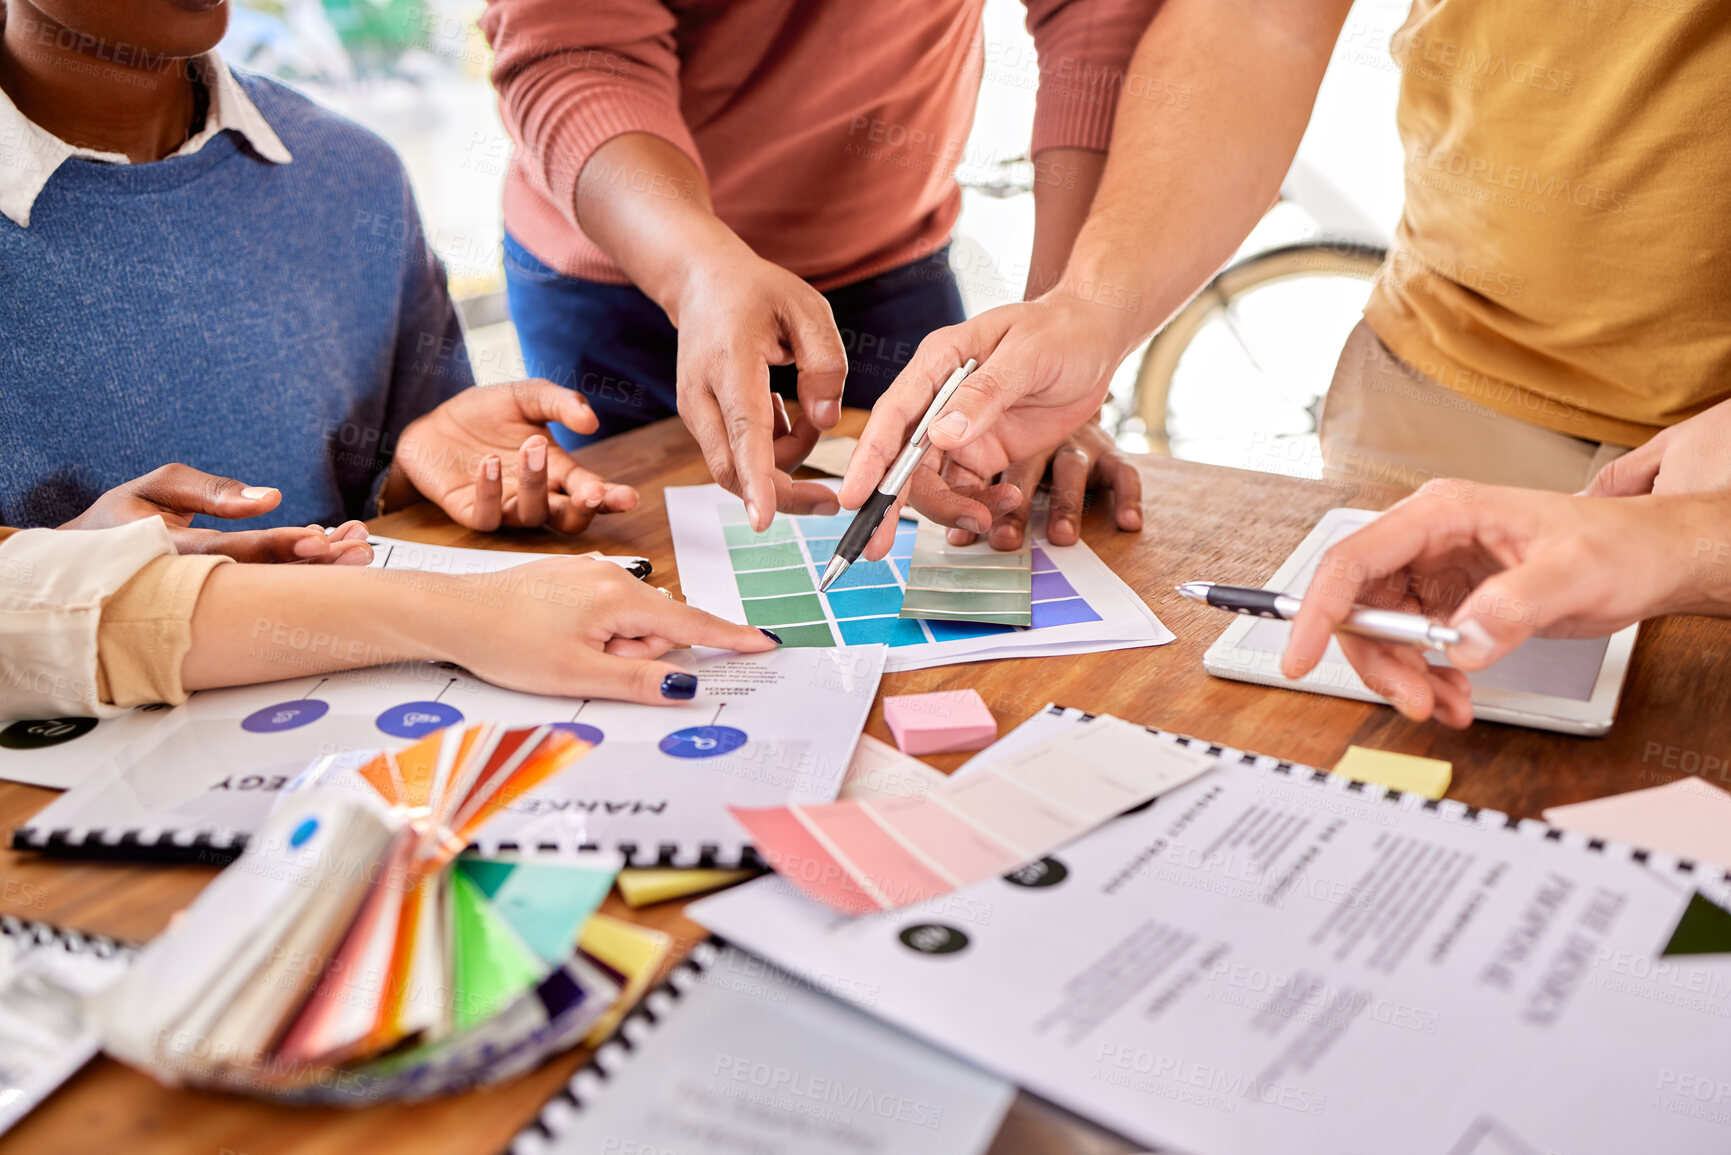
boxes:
[818,359,977,592]
[1177,581,1463,650]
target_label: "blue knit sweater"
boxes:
[0,71,473,529]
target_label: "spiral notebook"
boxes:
[10,646,884,868]
[0,915,136,1136]
[692,705,1731,1155]
[508,938,1013,1155]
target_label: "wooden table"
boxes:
[5,412,1729,1155]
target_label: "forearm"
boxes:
[1026,147,1107,300]
[1054,0,1354,359]
[574,132,743,323]
[181,565,465,691]
[1667,496,1731,616]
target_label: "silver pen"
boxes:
[818,359,977,592]
[1177,581,1462,650]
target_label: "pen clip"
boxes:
[907,359,977,446]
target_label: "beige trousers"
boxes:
[1318,321,1627,497]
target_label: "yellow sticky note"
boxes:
[614,867,758,908]
[1333,746,1452,800]
[578,914,672,1046]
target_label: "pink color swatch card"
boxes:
[730,716,1215,914]
[1543,776,1731,868]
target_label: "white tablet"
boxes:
[1202,507,1638,736]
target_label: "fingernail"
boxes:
[1449,619,1496,667]
[1053,516,1074,537]
[957,515,984,534]
[759,628,783,645]
[526,443,546,472]
[746,500,763,527]
[239,486,276,500]
[485,457,501,481]
[933,412,969,440]
[660,672,698,700]
[292,536,325,557]
[813,400,839,426]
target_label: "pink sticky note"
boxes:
[883,690,997,756]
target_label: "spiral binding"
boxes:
[509,937,724,1154]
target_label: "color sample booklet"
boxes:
[16,646,884,866]
[509,940,1014,1155]
[98,772,627,1103]
[694,707,1731,1154]
[666,483,1173,672]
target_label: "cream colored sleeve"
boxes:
[95,553,233,709]
[0,519,230,719]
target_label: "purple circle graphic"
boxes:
[241,699,331,734]
[376,701,464,739]
[658,725,749,760]
[551,722,605,747]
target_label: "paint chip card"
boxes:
[730,716,1216,914]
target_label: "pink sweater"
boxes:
[481,0,1160,291]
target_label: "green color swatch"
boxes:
[743,593,826,627]
[734,566,817,598]
[449,871,547,1030]
[1663,891,1731,956]
[456,856,615,964]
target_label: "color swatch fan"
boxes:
[96,725,631,1103]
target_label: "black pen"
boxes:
[819,359,976,592]
[1177,581,1462,650]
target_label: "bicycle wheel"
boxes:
[1127,241,1386,460]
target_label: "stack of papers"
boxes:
[97,724,630,1102]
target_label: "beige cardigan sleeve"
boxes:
[0,519,230,719]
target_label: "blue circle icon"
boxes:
[552,722,605,747]
[289,817,319,848]
[658,725,749,760]
[375,701,464,739]
[241,699,331,734]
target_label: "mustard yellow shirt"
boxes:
[1363,0,1731,447]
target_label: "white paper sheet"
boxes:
[694,710,1731,1154]
[666,483,1172,672]
[18,646,884,865]
[0,920,134,1136]
[365,536,649,577]
[510,942,1013,1155]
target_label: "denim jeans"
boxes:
[502,233,967,449]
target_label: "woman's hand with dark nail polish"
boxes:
[660,672,699,699]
